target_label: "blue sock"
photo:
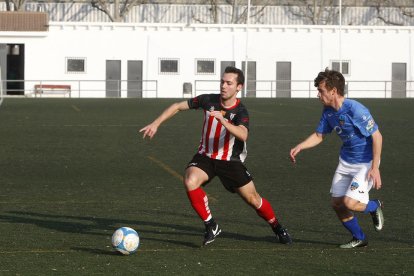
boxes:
[364,200,379,214]
[342,217,366,240]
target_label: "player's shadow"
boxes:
[1,210,373,251]
[0,210,202,248]
[0,210,280,252]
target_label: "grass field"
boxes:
[0,98,412,275]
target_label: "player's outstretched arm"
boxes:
[289,132,324,164]
[368,129,382,189]
[139,101,189,139]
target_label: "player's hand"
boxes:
[210,110,225,122]
[289,146,301,164]
[139,123,158,139]
[367,167,382,190]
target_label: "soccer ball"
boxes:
[111,227,140,255]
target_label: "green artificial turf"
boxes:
[0,98,412,275]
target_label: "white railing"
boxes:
[1,79,413,98]
[195,80,414,98]
[0,79,158,98]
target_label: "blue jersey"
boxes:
[316,99,378,164]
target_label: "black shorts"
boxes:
[186,153,253,193]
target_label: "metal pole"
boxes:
[0,66,3,106]
[244,0,251,98]
[385,81,387,99]
[339,0,342,73]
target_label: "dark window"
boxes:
[332,61,349,75]
[196,59,215,74]
[67,58,85,73]
[160,59,179,74]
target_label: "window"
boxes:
[220,61,235,75]
[66,57,86,73]
[160,58,179,74]
[331,61,350,75]
[196,59,215,74]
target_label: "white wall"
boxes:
[0,23,413,98]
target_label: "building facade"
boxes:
[0,12,413,98]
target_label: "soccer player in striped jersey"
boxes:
[140,66,292,246]
[289,68,384,249]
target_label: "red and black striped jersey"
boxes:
[187,94,249,162]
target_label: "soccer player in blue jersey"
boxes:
[140,66,292,246]
[289,68,384,249]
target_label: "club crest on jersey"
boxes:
[350,182,359,191]
[229,113,236,120]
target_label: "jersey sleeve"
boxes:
[187,94,208,110]
[315,111,332,134]
[187,95,201,110]
[351,105,378,137]
[234,106,249,130]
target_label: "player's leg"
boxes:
[343,196,383,231]
[236,181,292,244]
[343,196,367,212]
[184,166,211,220]
[344,163,384,231]
[331,196,367,248]
[331,160,367,248]
[184,154,221,245]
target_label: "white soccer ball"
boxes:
[111,227,140,255]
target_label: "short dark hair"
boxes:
[224,66,245,86]
[314,68,345,96]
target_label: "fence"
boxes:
[195,80,414,98]
[1,80,158,98]
[1,79,413,98]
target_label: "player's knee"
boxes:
[183,174,201,190]
[343,197,358,211]
[244,192,261,208]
